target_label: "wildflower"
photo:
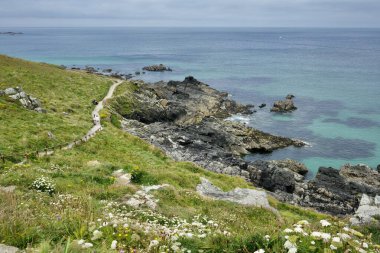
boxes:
[330,244,337,250]
[254,249,265,253]
[332,237,341,243]
[294,227,303,233]
[264,235,270,241]
[186,233,193,238]
[311,241,315,245]
[321,233,331,242]
[284,240,296,250]
[311,232,322,238]
[91,230,103,240]
[82,242,93,249]
[288,248,297,253]
[320,220,331,227]
[284,228,293,233]
[362,242,369,248]
[337,233,351,241]
[111,240,117,249]
[149,240,159,248]
[77,239,85,245]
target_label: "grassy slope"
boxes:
[0,55,112,156]
[2,55,377,252]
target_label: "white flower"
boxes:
[288,248,297,253]
[186,233,193,238]
[264,235,270,241]
[330,245,337,250]
[149,240,159,248]
[337,233,351,241]
[284,228,293,233]
[320,220,331,227]
[82,242,93,249]
[311,241,315,245]
[294,227,303,233]
[254,249,265,253]
[284,240,296,249]
[362,242,369,248]
[91,230,103,240]
[321,233,331,242]
[111,240,117,250]
[332,237,341,243]
[77,239,85,245]
[311,232,322,238]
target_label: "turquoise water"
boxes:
[1,27,379,175]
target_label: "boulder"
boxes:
[196,177,277,214]
[4,88,17,95]
[270,95,297,113]
[350,194,380,225]
[259,103,266,108]
[0,244,19,253]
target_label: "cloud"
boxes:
[0,0,379,27]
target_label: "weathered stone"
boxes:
[4,88,17,95]
[350,194,380,225]
[270,95,297,113]
[196,177,277,214]
[143,64,172,72]
[0,244,19,253]
[112,169,131,186]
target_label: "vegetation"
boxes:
[0,55,379,252]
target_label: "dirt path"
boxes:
[40,79,123,156]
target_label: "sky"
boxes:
[0,0,380,28]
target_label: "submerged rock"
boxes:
[270,95,297,113]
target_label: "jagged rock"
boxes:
[259,103,266,108]
[84,66,97,73]
[103,68,112,73]
[143,64,172,72]
[0,244,19,253]
[4,87,44,113]
[350,194,380,225]
[377,164,380,173]
[270,95,297,113]
[197,177,277,214]
[4,87,18,95]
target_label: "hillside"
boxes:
[0,55,379,253]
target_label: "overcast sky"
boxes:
[1,0,380,27]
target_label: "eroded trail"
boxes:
[40,79,123,156]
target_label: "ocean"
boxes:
[1,27,379,176]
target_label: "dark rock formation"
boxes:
[270,95,297,113]
[103,68,113,73]
[111,76,380,216]
[114,76,304,184]
[259,103,266,108]
[377,164,380,173]
[0,32,23,35]
[143,64,172,72]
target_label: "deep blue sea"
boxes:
[1,27,380,175]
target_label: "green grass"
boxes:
[0,54,112,158]
[0,55,378,252]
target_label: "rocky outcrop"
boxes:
[116,77,303,181]
[0,87,45,113]
[350,194,380,225]
[143,64,172,72]
[197,177,277,214]
[270,95,297,113]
